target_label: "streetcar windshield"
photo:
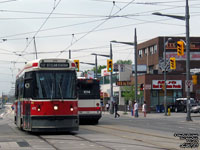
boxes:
[77,79,100,99]
[33,71,76,99]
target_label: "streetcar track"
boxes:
[81,125,180,150]
[98,124,177,140]
[38,135,61,150]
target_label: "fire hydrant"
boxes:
[168,108,171,116]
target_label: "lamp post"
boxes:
[91,53,110,79]
[152,0,191,121]
[111,28,137,103]
[163,37,172,116]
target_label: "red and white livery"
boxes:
[14,58,79,132]
[77,77,101,124]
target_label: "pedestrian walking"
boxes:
[134,101,139,117]
[142,101,147,117]
[106,103,110,111]
[114,102,120,118]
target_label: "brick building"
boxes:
[136,36,200,111]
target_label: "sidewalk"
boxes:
[103,110,200,122]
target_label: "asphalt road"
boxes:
[0,105,199,150]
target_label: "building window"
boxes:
[150,46,154,55]
[149,65,154,74]
[144,48,148,56]
[139,49,143,58]
[154,45,157,53]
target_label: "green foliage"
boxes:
[91,65,106,73]
[122,85,143,104]
[116,60,132,65]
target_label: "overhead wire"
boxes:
[56,0,136,57]
[18,0,62,56]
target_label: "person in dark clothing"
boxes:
[114,102,120,118]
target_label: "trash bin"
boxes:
[156,105,160,113]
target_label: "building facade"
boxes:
[100,36,200,112]
[137,36,200,111]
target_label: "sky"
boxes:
[0,0,199,95]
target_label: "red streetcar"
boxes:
[77,77,102,124]
[14,58,79,132]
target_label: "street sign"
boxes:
[185,80,193,92]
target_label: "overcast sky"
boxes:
[0,0,199,95]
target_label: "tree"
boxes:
[116,60,132,65]
[91,65,106,73]
[122,85,143,112]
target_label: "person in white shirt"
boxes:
[134,101,139,117]
[142,101,147,117]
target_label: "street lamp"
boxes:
[163,37,172,116]
[152,0,191,121]
[91,53,110,79]
[111,28,137,103]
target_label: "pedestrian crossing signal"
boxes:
[177,41,184,56]
[107,59,113,72]
[74,60,79,72]
[170,57,176,70]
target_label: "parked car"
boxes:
[190,104,200,113]
[174,98,197,112]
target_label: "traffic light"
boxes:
[107,59,113,72]
[74,60,79,71]
[177,41,184,56]
[170,57,176,70]
[192,75,197,85]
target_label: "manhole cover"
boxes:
[17,141,30,147]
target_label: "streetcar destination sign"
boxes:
[40,62,69,68]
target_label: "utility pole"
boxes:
[152,0,192,121]
[95,54,97,78]
[110,43,114,114]
[69,50,71,59]
[185,0,191,121]
[134,28,138,102]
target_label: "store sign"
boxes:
[116,81,133,86]
[101,68,110,76]
[166,42,200,50]
[165,52,200,60]
[152,80,182,89]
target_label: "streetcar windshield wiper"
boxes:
[59,82,63,101]
[51,82,53,100]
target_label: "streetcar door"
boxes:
[24,72,33,129]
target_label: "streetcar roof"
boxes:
[16,58,76,78]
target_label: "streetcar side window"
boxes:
[19,77,24,98]
[24,72,33,98]
[24,79,33,98]
[15,80,19,99]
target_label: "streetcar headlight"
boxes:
[70,107,74,111]
[54,105,58,110]
[37,108,41,111]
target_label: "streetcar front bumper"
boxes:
[30,115,79,132]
